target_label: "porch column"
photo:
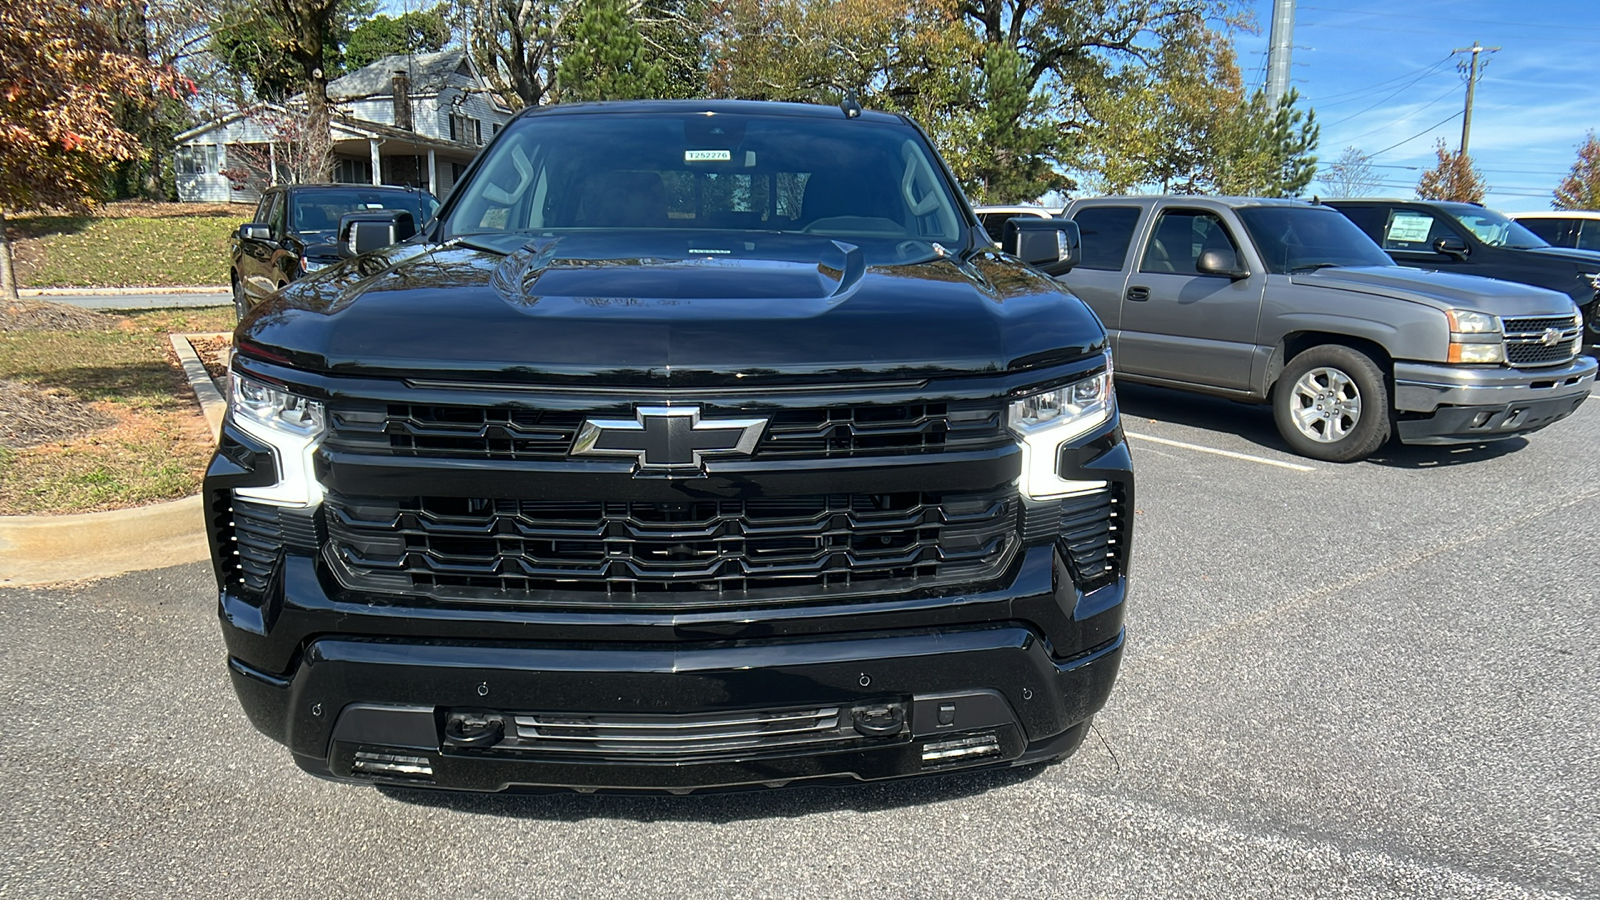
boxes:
[268,142,278,185]
[427,149,437,195]
[369,138,382,185]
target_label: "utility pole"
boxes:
[1452,41,1499,156]
[1266,0,1296,109]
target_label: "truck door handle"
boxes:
[1126,286,1150,302]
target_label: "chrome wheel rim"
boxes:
[1289,367,1361,443]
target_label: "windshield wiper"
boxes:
[1288,262,1342,273]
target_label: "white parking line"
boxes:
[1124,431,1317,472]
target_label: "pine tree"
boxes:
[557,0,667,102]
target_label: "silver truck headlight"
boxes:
[1008,353,1114,500]
[1445,309,1500,334]
[229,371,326,507]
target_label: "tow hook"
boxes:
[443,710,506,748]
[851,703,906,737]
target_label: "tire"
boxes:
[232,276,249,322]
[1272,344,1391,462]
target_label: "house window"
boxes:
[176,144,217,175]
[449,114,482,146]
[492,123,501,137]
[332,157,373,184]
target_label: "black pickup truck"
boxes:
[206,100,1133,793]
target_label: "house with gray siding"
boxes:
[174,49,513,204]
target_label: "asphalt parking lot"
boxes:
[2,384,1596,899]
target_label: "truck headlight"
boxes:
[1444,309,1505,364]
[229,371,326,507]
[1445,309,1500,334]
[1008,353,1114,500]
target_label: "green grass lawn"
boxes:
[11,202,250,288]
[0,307,237,515]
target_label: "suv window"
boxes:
[1580,221,1600,252]
[1139,209,1241,275]
[266,192,287,240]
[1517,217,1569,246]
[1072,206,1141,271]
[289,189,438,237]
[1380,208,1462,252]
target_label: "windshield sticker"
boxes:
[685,149,732,162]
[1386,213,1433,243]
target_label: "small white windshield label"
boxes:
[685,149,731,162]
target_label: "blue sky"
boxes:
[1236,0,1600,211]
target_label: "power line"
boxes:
[1368,110,1464,157]
[1319,69,1454,128]
[1307,55,1453,107]
[1338,87,1460,145]
[1300,21,1600,45]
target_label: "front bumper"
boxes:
[1392,357,1595,444]
[228,619,1123,792]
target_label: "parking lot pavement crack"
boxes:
[1138,482,1600,669]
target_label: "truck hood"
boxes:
[1513,245,1600,265]
[239,233,1106,386]
[1288,265,1578,316]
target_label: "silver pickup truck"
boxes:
[1050,196,1596,461]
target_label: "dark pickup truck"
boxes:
[206,100,1133,792]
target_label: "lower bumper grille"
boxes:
[508,706,860,759]
[323,486,1018,606]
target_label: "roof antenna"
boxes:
[840,89,862,119]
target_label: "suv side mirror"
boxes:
[239,223,271,242]
[1003,217,1081,273]
[338,210,417,258]
[1433,235,1469,259]
[1196,248,1250,280]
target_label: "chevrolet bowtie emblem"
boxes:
[1539,327,1564,347]
[571,406,767,474]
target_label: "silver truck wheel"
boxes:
[1272,345,1392,462]
[1288,367,1361,443]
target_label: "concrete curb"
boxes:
[0,495,209,587]
[171,332,230,439]
[20,286,229,296]
[0,334,228,588]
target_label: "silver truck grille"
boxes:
[1502,316,1582,367]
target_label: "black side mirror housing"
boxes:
[338,210,417,258]
[239,223,271,242]
[1433,235,1469,259]
[1003,217,1081,273]
[1196,248,1250,280]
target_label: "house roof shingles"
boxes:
[327,49,469,100]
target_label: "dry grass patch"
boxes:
[0,305,236,515]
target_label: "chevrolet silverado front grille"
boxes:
[1502,316,1582,367]
[324,399,1007,461]
[322,487,1018,606]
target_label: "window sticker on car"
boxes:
[1386,213,1433,244]
[685,150,732,162]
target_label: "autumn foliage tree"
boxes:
[1416,139,1487,204]
[1553,131,1600,210]
[0,0,186,300]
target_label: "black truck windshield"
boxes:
[442,110,968,262]
[1238,206,1396,274]
[1446,206,1549,249]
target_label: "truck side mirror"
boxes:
[239,223,271,242]
[1432,235,1469,259]
[1003,217,1081,273]
[338,211,417,258]
[1196,248,1250,280]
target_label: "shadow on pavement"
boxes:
[1118,382,1541,469]
[376,762,1047,823]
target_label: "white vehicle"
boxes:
[973,205,1060,244]
[1510,210,1600,253]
